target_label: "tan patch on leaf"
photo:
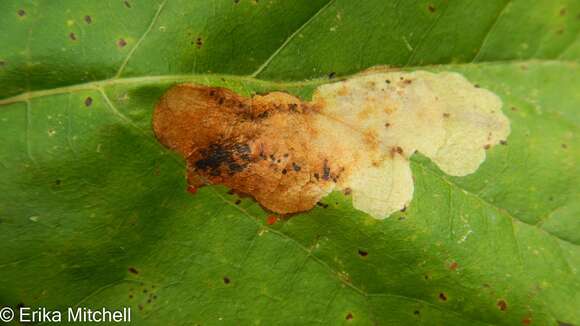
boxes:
[153,71,510,219]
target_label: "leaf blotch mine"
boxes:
[128,267,139,274]
[84,15,92,24]
[17,9,26,17]
[345,313,353,320]
[84,97,93,107]
[358,249,368,257]
[153,70,510,219]
[438,292,448,301]
[69,32,77,41]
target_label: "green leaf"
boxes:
[0,1,578,325]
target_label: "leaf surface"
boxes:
[0,0,578,325]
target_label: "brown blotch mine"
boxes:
[153,84,341,214]
[128,267,139,274]
[358,249,368,257]
[195,37,203,48]
[345,313,353,320]
[124,0,132,8]
[84,97,93,107]
[438,292,448,301]
[428,4,436,12]
[69,32,77,41]
[223,277,231,284]
[84,15,92,24]
[17,9,26,17]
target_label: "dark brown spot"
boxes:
[500,140,508,145]
[483,144,491,150]
[17,9,26,17]
[117,38,127,48]
[400,206,407,212]
[292,162,301,172]
[282,168,287,175]
[124,0,131,8]
[55,179,62,186]
[84,97,93,107]
[143,289,148,293]
[345,313,353,320]
[0,61,5,67]
[438,292,447,301]
[559,8,567,16]
[234,0,240,3]
[428,4,436,12]
[128,267,139,274]
[511,106,518,111]
[328,72,336,79]
[316,202,329,209]
[84,15,92,24]
[522,317,532,325]
[195,37,203,48]
[385,122,391,128]
[138,304,143,311]
[414,310,420,316]
[556,29,564,35]
[474,84,480,88]
[69,32,77,41]
[561,144,567,149]
[497,299,507,311]
[129,294,133,299]
[344,187,352,195]
[358,249,368,257]
[449,261,458,271]
[235,199,241,205]
[443,113,450,118]
[223,277,231,284]
[385,79,391,84]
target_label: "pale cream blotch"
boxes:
[153,71,510,219]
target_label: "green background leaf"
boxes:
[0,0,578,325]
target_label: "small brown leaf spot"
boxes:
[187,185,198,194]
[511,106,518,111]
[234,199,241,205]
[124,0,131,8]
[138,304,143,311]
[55,179,62,186]
[559,8,567,16]
[345,313,354,320]
[292,162,301,172]
[17,9,26,17]
[223,276,231,284]
[497,299,508,311]
[413,310,420,316]
[84,97,93,107]
[358,249,368,257]
[438,292,448,301]
[400,206,407,212]
[483,144,491,150]
[428,4,436,13]
[195,37,203,48]
[328,72,336,79]
[143,289,148,294]
[117,38,127,48]
[128,294,133,299]
[561,143,568,149]
[234,0,241,4]
[443,112,450,118]
[500,140,508,146]
[84,15,92,24]
[449,261,458,271]
[69,32,77,41]
[474,84,480,88]
[282,168,287,175]
[344,187,352,195]
[384,122,391,128]
[317,202,329,208]
[522,317,532,325]
[266,215,277,225]
[128,267,139,274]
